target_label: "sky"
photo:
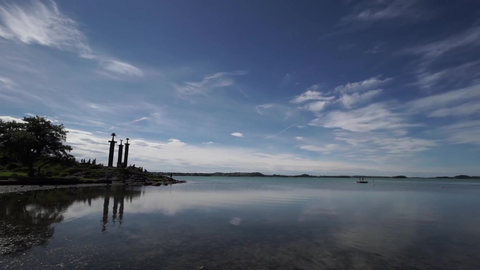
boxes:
[0,0,479,176]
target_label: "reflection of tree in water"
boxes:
[0,186,141,256]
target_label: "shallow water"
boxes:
[1,177,479,269]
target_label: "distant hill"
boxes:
[156,172,480,179]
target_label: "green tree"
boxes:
[0,116,73,177]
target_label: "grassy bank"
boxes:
[0,161,185,185]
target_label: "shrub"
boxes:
[66,168,84,174]
[6,163,19,170]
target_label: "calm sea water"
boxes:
[1,177,480,269]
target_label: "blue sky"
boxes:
[1,0,479,176]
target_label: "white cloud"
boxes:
[415,60,480,90]
[342,0,428,23]
[0,0,142,77]
[255,103,295,120]
[101,60,143,77]
[0,76,15,88]
[339,89,382,108]
[174,70,247,96]
[407,25,480,61]
[290,87,334,104]
[405,84,480,115]
[334,131,437,155]
[66,127,399,174]
[334,77,391,93]
[429,101,480,118]
[295,136,304,141]
[301,101,328,113]
[0,0,91,55]
[0,115,24,122]
[164,138,186,147]
[300,144,340,154]
[85,102,136,114]
[440,120,480,145]
[231,132,243,137]
[373,137,437,154]
[202,141,214,145]
[255,103,273,115]
[311,103,414,132]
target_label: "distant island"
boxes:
[157,172,480,179]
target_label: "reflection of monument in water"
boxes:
[0,187,143,255]
[107,134,131,168]
[101,186,141,232]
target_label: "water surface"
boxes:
[1,177,479,269]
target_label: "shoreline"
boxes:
[0,183,111,195]
[0,179,187,195]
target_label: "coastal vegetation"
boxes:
[0,116,73,178]
[0,116,183,186]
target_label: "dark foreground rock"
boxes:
[145,179,186,186]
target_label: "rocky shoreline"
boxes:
[0,183,110,195]
[0,179,187,195]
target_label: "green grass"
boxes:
[0,159,148,183]
[0,171,27,177]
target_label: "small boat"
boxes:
[356,177,368,184]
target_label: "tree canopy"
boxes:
[0,116,73,177]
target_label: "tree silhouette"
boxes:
[0,116,73,177]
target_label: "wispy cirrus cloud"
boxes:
[119,117,149,126]
[341,0,430,24]
[440,120,480,145]
[100,60,143,77]
[290,85,334,104]
[266,124,298,139]
[256,103,296,120]
[429,101,480,118]
[405,84,480,116]
[406,25,480,62]
[413,60,480,91]
[173,70,247,97]
[373,137,437,154]
[334,131,437,155]
[0,0,91,55]
[292,77,388,113]
[310,103,414,133]
[299,144,341,154]
[339,89,382,108]
[0,76,15,88]
[0,0,142,77]
[301,101,328,113]
[255,103,274,115]
[404,24,480,96]
[334,76,391,93]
